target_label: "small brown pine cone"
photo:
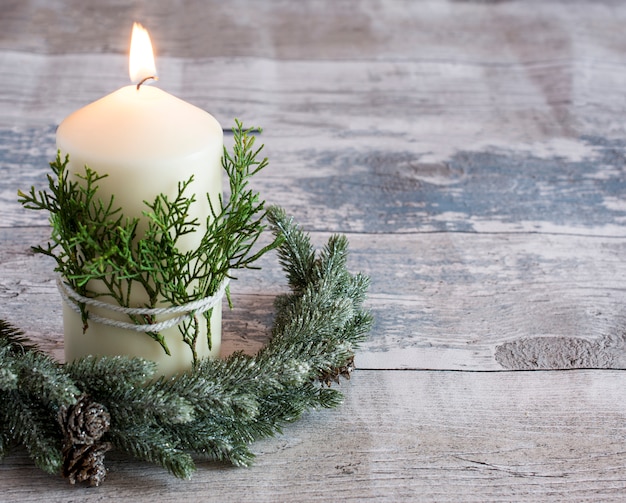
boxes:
[59,394,111,445]
[62,441,112,486]
[319,354,355,387]
[58,394,112,486]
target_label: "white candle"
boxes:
[56,24,223,375]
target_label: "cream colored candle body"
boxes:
[56,85,223,375]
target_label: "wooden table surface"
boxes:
[2,1,626,501]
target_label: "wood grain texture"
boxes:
[3,226,626,371]
[2,370,626,502]
[3,0,626,498]
[2,0,626,63]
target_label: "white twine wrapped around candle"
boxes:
[57,276,230,333]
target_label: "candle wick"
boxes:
[136,76,158,90]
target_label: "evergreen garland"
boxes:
[0,207,372,486]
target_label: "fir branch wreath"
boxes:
[1,123,372,486]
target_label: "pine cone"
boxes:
[319,354,355,387]
[61,441,111,486]
[58,394,112,486]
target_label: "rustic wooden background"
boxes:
[2,0,626,501]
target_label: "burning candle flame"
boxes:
[129,22,157,85]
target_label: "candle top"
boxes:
[56,85,223,165]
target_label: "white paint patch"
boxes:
[356,346,498,371]
[602,196,626,212]
[404,136,601,167]
[464,137,601,162]
[432,211,476,225]
[469,218,626,237]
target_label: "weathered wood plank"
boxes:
[4,123,626,236]
[3,226,626,370]
[1,0,625,65]
[1,370,626,502]
[3,49,626,143]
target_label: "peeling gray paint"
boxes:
[294,135,626,233]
